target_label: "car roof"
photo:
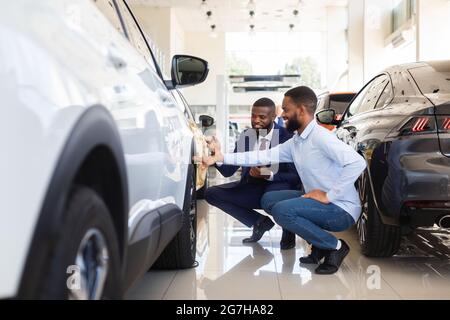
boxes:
[383,60,450,74]
[317,91,356,97]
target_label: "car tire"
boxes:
[152,163,197,269]
[40,186,122,299]
[357,172,401,257]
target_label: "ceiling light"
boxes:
[210,24,218,38]
[289,24,295,33]
[249,10,255,22]
[293,9,300,23]
[247,0,256,11]
[249,24,255,36]
[296,0,306,11]
[206,10,212,22]
[200,0,208,14]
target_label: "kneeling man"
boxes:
[205,98,300,250]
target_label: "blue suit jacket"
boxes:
[216,123,300,188]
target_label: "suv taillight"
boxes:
[399,116,450,136]
[400,116,436,135]
[439,116,450,131]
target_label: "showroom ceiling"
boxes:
[129,0,348,32]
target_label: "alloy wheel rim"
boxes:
[69,228,109,300]
[357,176,369,246]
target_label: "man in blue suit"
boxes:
[205,98,300,250]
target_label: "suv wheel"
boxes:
[357,172,401,257]
[152,163,197,269]
[41,186,122,299]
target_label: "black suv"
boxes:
[317,61,450,257]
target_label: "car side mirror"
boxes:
[168,55,209,89]
[316,109,337,125]
[199,115,214,128]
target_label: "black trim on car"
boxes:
[119,0,166,81]
[17,105,129,299]
[125,203,183,291]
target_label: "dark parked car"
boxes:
[316,92,356,131]
[317,61,450,257]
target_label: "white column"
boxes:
[326,6,349,91]
[215,75,229,154]
[416,0,450,61]
[347,0,365,91]
[363,0,394,80]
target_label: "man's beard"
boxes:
[286,117,301,133]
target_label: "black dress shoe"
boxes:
[280,229,296,250]
[315,240,350,275]
[299,246,326,264]
[243,216,274,243]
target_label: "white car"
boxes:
[0,0,209,299]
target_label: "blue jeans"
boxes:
[205,182,292,227]
[261,190,355,250]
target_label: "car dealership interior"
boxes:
[2,0,450,301]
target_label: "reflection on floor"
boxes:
[127,178,450,300]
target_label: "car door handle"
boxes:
[107,46,127,70]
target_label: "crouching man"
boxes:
[201,87,366,274]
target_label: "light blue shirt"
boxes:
[223,120,367,222]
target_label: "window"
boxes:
[343,81,373,120]
[357,75,389,113]
[91,0,124,35]
[375,80,393,109]
[115,0,157,72]
[409,63,450,95]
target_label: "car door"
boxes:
[92,0,192,217]
[337,75,391,150]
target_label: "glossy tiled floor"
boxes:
[126,178,450,300]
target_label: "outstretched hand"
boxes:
[193,136,224,167]
[205,136,222,155]
[193,154,222,167]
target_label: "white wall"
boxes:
[348,0,365,91]
[170,9,186,61]
[131,5,226,107]
[417,0,450,61]
[347,0,443,90]
[363,0,394,80]
[181,32,226,106]
[131,5,172,73]
[326,6,349,91]
[228,91,285,107]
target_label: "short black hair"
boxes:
[253,97,276,109]
[284,86,318,115]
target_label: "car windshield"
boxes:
[409,63,450,95]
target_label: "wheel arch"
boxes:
[359,145,399,226]
[18,105,128,298]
